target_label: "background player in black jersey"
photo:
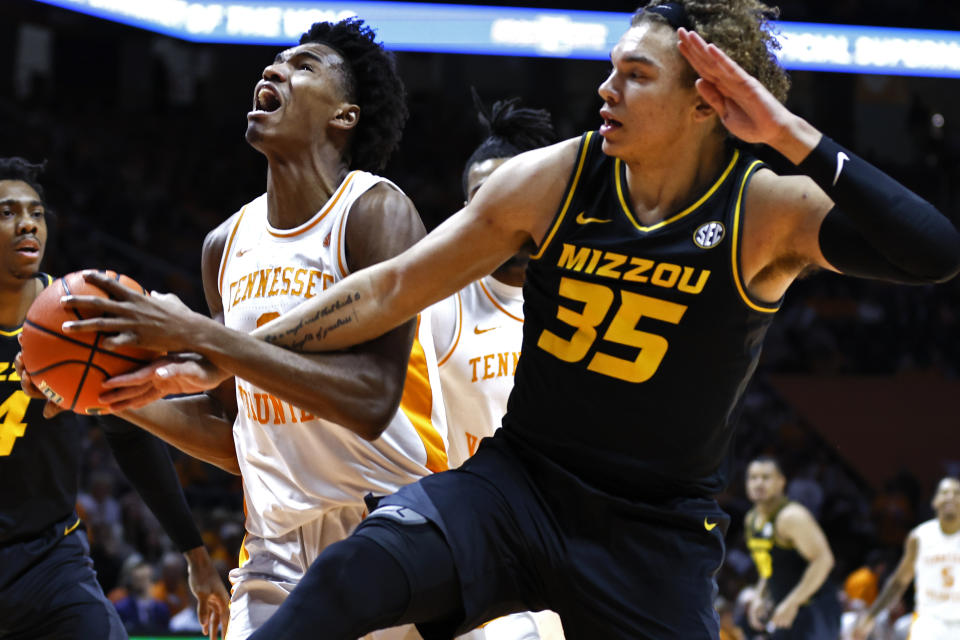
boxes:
[0,157,229,640]
[45,1,960,638]
[743,457,839,639]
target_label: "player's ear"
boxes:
[692,93,716,123]
[331,104,360,131]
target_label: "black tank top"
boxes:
[0,274,85,544]
[745,499,810,603]
[503,132,778,499]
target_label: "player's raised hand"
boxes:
[676,28,820,162]
[13,348,64,418]
[185,547,230,640]
[99,353,231,412]
[60,270,216,353]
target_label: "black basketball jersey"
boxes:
[503,132,778,499]
[0,273,85,544]
[745,499,810,603]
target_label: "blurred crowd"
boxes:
[3,1,960,635]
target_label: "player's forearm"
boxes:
[251,263,407,352]
[865,576,910,622]
[775,117,960,283]
[120,396,239,474]
[191,322,409,440]
[782,552,833,610]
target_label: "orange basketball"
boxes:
[20,270,155,415]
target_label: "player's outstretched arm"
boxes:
[853,532,918,640]
[677,28,960,295]
[99,414,230,638]
[250,139,579,352]
[768,503,834,629]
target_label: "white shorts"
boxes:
[459,611,565,640]
[225,505,417,640]
[909,614,960,640]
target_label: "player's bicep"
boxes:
[778,505,832,563]
[895,533,919,582]
[388,139,580,310]
[200,216,237,320]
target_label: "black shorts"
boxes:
[371,431,729,639]
[770,588,841,640]
[0,517,126,640]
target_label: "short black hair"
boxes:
[300,18,408,173]
[0,157,46,203]
[749,455,784,476]
[462,90,556,198]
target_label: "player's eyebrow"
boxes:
[274,49,328,65]
[0,198,42,207]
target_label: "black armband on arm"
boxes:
[799,136,960,283]
[99,415,204,552]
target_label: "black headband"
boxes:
[645,2,693,31]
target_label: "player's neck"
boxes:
[0,275,40,328]
[264,150,350,229]
[754,495,786,519]
[621,134,727,227]
[939,516,960,535]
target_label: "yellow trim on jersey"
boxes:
[478,279,523,323]
[63,516,81,536]
[437,291,462,367]
[401,315,448,473]
[267,171,358,239]
[731,160,780,314]
[238,533,250,568]
[615,149,740,233]
[218,204,248,297]
[531,132,594,261]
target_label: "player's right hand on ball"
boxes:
[99,353,231,412]
[13,347,64,418]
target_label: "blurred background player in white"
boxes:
[854,477,960,640]
[22,18,447,640]
[430,92,563,640]
[744,456,840,638]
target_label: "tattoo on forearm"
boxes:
[261,292,361,345]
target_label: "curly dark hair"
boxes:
[0,157,46,202]
[633,1,790,103]
[461,90,556,198]
[300,18,408,173]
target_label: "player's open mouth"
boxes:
[599,110,622,135]
[252,83,283,114]
[13,238,40,256]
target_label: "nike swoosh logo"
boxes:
[833,151,849,186]
[64,517,81,536]
[575,211,611,225]
[474,325,499,335]
[704,517,718,532]
[236,247,253,257]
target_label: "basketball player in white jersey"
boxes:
[854,477,960,640]
[30,18,446,640]
[431,94,563,640]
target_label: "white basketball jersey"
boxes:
[431,275,523,468]
[218,171,448,538]
[914,519,960,621]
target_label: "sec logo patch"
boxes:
[693,221,725,249]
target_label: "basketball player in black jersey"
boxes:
[47,1,960,638]
[744,457,840,639]
[0,157,229,639]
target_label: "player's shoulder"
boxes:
[202,199,261,266]
[351,180,417,221]
[774,500,816,529]
[911,519,939,539]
